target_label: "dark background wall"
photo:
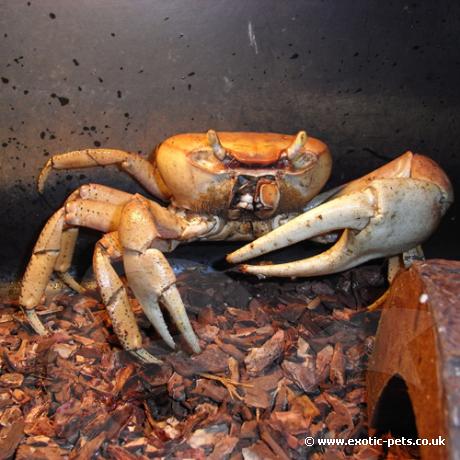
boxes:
[1,0,459,280]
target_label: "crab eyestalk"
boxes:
[286,131,308,168]
[207,129,227,160]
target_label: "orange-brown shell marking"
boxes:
[152,132,332,216]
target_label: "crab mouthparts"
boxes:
[229,175,280,219]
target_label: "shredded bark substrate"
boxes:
[0,264,419,459]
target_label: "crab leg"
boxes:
[56,184,134,285]
[53,184,134,288]
[119,197,201,353]
[38,149,170,200]
[22,183,209,355]
[54,227,83,293]
[20,208,65,334]
[366,245,425,311]
[228,177,448,278]
[20,185,134,334]
[65,199,124,232]
[94,233,161,364]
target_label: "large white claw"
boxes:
[228,188,376,264]
[227,178,447,278]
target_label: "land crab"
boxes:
[20,130,453,363]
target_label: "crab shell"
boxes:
[151,132,332,219]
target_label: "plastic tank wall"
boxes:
[1,0,459,280]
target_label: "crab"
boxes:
[20,130,453,363]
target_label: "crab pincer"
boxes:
[227,152,453,279]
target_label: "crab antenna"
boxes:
[207,129,227,160]
[286,130,308,162]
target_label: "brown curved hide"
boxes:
[367,259,460,459]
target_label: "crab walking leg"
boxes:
[20,208,66,335]
[39,188,86,293]
[38,149,170,200]
[93,233,161,364]
[387,255,404,284]
[41,184,133,292]
[65,199,124,232]
[367,245,425,311]
[123,249,201,351]
[19,200,120,308]
[55,184,135,289]
[78,183,134,204]
[385,246,424,285]
[20,185,135,335]
[64,184,134,231]
[54,228,83,293]
[231,178,446,278]
[119,197,201,353]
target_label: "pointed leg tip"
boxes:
[160,285,201,355]
[366,289,390,312]
[25,309,49,336]
[165,338,176,350]
[225,253,236,264]
[191,342,201,354]
[131,348,163,365]
[57,272,86,294]
[183,332,201,354]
